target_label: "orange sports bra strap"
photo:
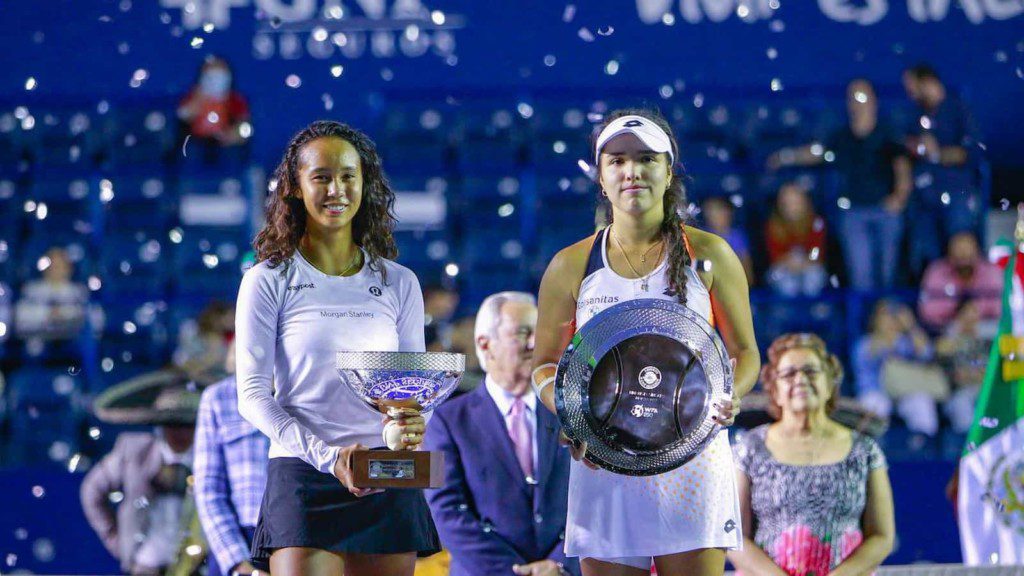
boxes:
[681,227,696,264]
[680,226,716,328]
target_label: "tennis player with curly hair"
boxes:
[236,120,439,576]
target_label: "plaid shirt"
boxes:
[194,376,269,573]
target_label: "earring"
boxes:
[601,189,608,197]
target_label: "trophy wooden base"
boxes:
[351,450,445,489]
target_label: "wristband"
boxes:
[530,363,558,398]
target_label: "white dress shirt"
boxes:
[484,376,538,480]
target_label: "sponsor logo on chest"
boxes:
[320,310,375,319]
[577,295,619,309]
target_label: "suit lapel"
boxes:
[471,384,529,493]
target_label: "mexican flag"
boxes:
[956,238,1024,565]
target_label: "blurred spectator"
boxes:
[14,246,104,360]
[173,300,233,383]
[918,231,1002,331]
[701,195,755,284]
[730,333,894,576]
[765,182,828,297]
[424,292,578,576]
[424,283,460,352]
[853,300,942,436]
[449,315,484,393]
[768,79,912,291]
[81,423,197,575]
[935,302,993,434]
[902,63,984,276]
[176,56,251,166]
[194,341,268,576]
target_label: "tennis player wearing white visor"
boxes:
[531,108,759,576]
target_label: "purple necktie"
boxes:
[509,397,534,480]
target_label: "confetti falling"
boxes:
[0,8,1019,572]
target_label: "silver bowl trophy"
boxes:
[337,351,464,488]
[555,299,733,476]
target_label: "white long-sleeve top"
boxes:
[235,250,425,474]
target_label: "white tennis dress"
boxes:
[565,227,742,558]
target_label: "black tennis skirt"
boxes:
[250,457,440,569]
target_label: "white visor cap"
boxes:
[594,115,675,166]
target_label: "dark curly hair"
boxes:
[254,120,398,283]
[760,333,844,419]
[592,108,691,306]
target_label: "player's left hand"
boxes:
[713,392,741,427]
[713,358,741,427]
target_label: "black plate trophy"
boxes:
[337,351,464,488]
[555,299,733,475]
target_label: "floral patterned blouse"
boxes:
[733,425,887,576]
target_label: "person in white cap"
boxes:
[531,108,760,576]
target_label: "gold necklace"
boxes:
[338,249,362,276]
[610,226,663,292]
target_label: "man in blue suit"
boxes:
[425,292,578,576]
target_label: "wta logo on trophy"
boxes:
[630,404,659,419]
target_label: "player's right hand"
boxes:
[559,431,599,470]
[333,443,385,497]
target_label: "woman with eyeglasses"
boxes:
[728,333,895,576]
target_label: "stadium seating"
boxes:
[0,96,995,465]
[4,367,84,466]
